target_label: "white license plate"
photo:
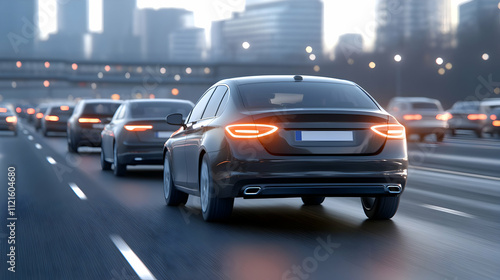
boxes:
[295,131,353,141]
[156,131,173,138]
[92,124,105,129]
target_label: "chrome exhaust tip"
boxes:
[243,187,261,195]
[386,185,402,194]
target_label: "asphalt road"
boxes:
[0,121,499,280]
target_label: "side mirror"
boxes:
[166,113,185,126]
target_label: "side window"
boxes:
[215,90,229,117]
[116,105,127,120]
[188,87,216,123]
[202,86,228,119]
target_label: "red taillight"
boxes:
[60,106,69,111]
[490,115,497,121]
[467,114,487,120]
[6,116,17,123]
[16,107,22,113]
[27,108,35,115]
[436,112,452,121]
[493,120,500,127]
[124,125,153,131]
[371,124,405,139]
[78,118,101,123]
[225,124,278,138]
[36,112,44,119]
[403,114,422,121]
[45,115,59,121]
[0,108,6,113]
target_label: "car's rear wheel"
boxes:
[163,152,188,206]
[361,196,400,220]
[200,155,233,222]
[301,196,325,205]
[450,129,456,136]
[100,149,111,170]
[67,137,78,153]
[113,144,126,176]
[436,132,445,142]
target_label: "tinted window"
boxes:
[189,88,216,122]
[452,102,479,110]
[202,86,228,119]
[130,102,193,119]
[411,102,439,110]
[114,105,126,120]
[48,106,74,116]
[238,82,378,110]
[216,91,229,117]
[82,103,121,116]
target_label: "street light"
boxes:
[394,54,402,62]
[369,62,376,69]
[72,63,78,70]
[394,54,402,96]
[482,53,489,61]
[242,41,250,49]
[435,57,443,65]
[305,46,313,53]
[309,54,316,61]
[16,61,22,68]
[44,61,50,68]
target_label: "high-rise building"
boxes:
[334,34,364,60]
[0,0,37,58]
[134,8,194,61]
[169,28,206,62]
[375,0,452,51]
[457,0,499,50]
[212,0,323,62]
[58,0,88,34]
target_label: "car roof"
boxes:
[219,75,356,86]
[80,99,123,104]
[389,97,440,103]
[481,99,500,106]
[123,99,194,106]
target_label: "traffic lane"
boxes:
[13,123,500,279]
[407,140,500,177]
[0,129,141,279]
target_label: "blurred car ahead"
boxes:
[34,103,50,131]
[485,107,500,137]
[67,99,122,153]
[164,75,408,222]
[101,99,194,176]
[41,104,74,136]
[447,101,489,137]
[387,97,449,142]
[0,105,18,136]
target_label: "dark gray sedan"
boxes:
[101,99,194,176]
[163,75,408,222]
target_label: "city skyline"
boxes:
[38,0,470,53]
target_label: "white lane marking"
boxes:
[110,235,157,280]
[23,130,28,134]
[421,204,475,218]
[69,183,87,200]
[46,156,56,165]
[410,165,500,181]
[27,135,34,140]
[35,143,42,149]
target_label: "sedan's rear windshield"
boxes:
[411,102,439,110]
[452,102,479,110]
[83,103,121,116]
[130,102,193,119]
[48,107,74,116]
[238,82,379,110]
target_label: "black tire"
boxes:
[200,155,233,222]
[361,196,400,220]
[163,152,188,206]
[113,144,126,176]
[450,129,456,136]
[100,149,111,170]
[475,129,483,138]
[67,137,78,153]
[301,196,325,205]
[436,132,445,142]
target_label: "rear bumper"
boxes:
[448,119,484,130]
[118,143,164,165]
[209,143,408,198]
[44,122,67,132]
[74,128,103,147]
[0,124,16,131]
[401,120,447,134]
